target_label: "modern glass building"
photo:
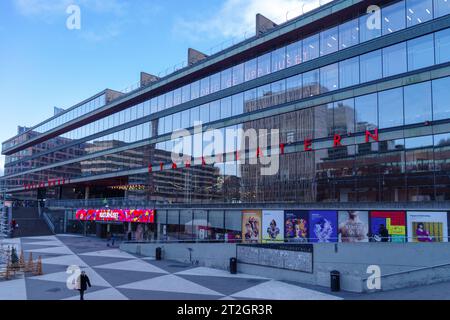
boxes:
[2,0,450,242]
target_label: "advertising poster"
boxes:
[338,211,369,242]
[370,211,406,243]
[242,210,262,243]
[76,209,155,223]
[407,212,449,243]
[262,210,285,243]
[285,210,309,243]
[309,211,338,243]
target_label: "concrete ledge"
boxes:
[121,242,450,293]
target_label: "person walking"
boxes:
[77,271,92,301]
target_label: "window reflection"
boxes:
[382,0,406,34]
[383,42,407,77]
[320,26,339,56]
[407,34,434,71]
[406,0,433,27]
[404,82,432,125]
[379,87,404,129]
[339,18,359,49]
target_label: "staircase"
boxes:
[12,207,54,237]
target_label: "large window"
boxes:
[320,26,339,56]
[221,68,233,90]
[272,47,287,72]
[303,69,320,97]
[360,11,381,42]
[245,58,257,82]
[406,0,433,27]
[333,99,355,135]
[257,52,271,78]
[404,82,432,125]
[435,28,450,64]
[339,56,360,88]
[303,34,320,62]
[407,34,435,71]
[379,87,404,129]
[232,63,244,86]
[434,0,450,17]
[382,0,406,35]
[383,42,407,77]
[286,40,302,68]
[432,77,450,121]
[286,75,302,103]
[339,18,359,49]
[355,93,378,132]
[320,63,339,93]
[360,50,382,83]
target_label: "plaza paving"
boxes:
[0,235,342,300]
[1,235,450,300]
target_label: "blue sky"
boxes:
[0,0,321,175]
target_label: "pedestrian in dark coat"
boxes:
[78,271,92,300]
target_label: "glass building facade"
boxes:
[2,0,450,239]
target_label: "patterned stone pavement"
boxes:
[0,235,342,301]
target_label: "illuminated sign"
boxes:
[109,185,147,191]
[76,209,155,223]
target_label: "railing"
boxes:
[42,211,55,234]
[45,198,450,211]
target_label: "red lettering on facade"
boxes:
[172,162,177,169]
[280,143,285,155]
[159,163,164,171]
[365,128,379,143]
[304,139,313,151]
[333,134,342,147]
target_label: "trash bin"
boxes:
[156,247,162,261]
[330,270,340,292]
[230,258,237,274]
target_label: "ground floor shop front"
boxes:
[45,206,450,244]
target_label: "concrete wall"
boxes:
[121,242,450,293]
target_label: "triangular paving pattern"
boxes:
[177,274,270,297]
[41,254,88,267]
[92,268,165,288]
[118,274,224,297]
[25,278,108,301]
[231,280,343,300]
[175,267,269,280]
[95,259,168,275]
[79,249,138,260]
[117,288,224,301]
[31,267,112,288]
[0,279,27,300]
[63,287,129,301]
[24,246,74,255]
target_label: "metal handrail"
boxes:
[42,211,55,234]
[361,261,450,282]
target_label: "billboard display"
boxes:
[285,210,309,243]
[242,210,262,243]
[370,211,406,243]
[309,211,338,243]
[76,209,155,223]
[407,212,449,243]
[262,210,284,243]
[338,211,369,242]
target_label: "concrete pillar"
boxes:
[84,186,90,207]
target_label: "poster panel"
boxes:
[285,210,309,243]
[370,211,406,243]
[309,211,338,243]
[242,210,262,243]
[262,210,285,243]
[338,211,369,242]
[407,212,449,243]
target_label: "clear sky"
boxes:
[0,0,322,175]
